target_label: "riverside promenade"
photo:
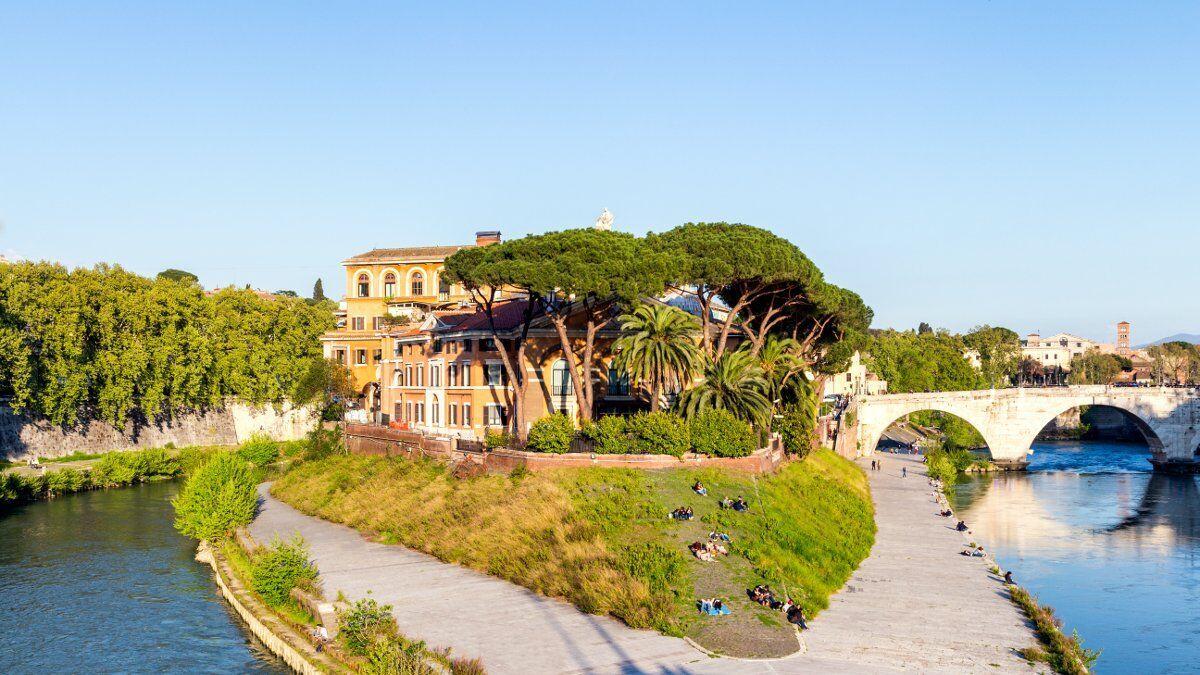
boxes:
[249,453,1037,674]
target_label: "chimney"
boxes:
[475,231,501,247]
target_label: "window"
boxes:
[461,362,471,386]
[415,402,425,423]
[394,402,402,420]
[352,317,365,331]
[608,367,629,396]
[846,373,853,382]
[411,271,424,296]
[333,349,346,364]
[393,342,402,357]
[417,364,424,387]
[480,338,497,352]
[373,317,384,331]
[405,364,413,386]
[448,363,458,387]
[462,339,473,352]
[432,339,443,354]
[551,359,571,396]
[462,403,471,426]
[406,401,413,421]
[357,273,370,298]
[383,273,396,297]
[392,370,402,387]
[438,275,450,300]
[431,399,441,426]
[486,363,504,386]
[430,364,441,387]
[355,349,367,365]
[484,404,507,426]
[373,349,382,363]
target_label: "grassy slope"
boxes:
[271,449,874,657]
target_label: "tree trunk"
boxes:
[549,314,592,424]
[650,377,661,413]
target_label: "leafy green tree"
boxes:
[918,322,933,335]
[274,289,298,297]
[172,452,258,542]
[1148,341,1198,384]
[689,409,756,457]
[1066,351,1126,385]
[612,303,702,412]
[157,268,199,285]
[865,329,983,393]
[676,349,771,425]
[963,325,1021,388]
[312,278,326,301]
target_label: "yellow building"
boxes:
[320,231,501,410]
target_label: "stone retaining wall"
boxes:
[344,423,786,474]
[0,402,318,461]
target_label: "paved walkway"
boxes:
[250,454,1037,674]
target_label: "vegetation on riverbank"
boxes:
[1009,584,1101,674]
[270,448,874,657]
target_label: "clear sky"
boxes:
[2,2,1197,344]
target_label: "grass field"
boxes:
[270,449,875,657]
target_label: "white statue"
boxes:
[593,208,614,231]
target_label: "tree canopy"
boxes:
[963,325,1021,388]
[865,329,984,393]
[0,261,333,428]
[157,268,199,285]
[1148,341,1198,384]
[1067,351,1128,385]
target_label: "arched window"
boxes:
[551,359,572,397]
[392,370,403,387]
[411,271,425,296]
[357,273,370,298]
[383,272,396,297]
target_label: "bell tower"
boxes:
[1117,321,1131,356]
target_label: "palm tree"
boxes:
[612,303,703,412]
[677,349,772,424]
[756,335,806,405]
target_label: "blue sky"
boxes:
[2,2,1197,343]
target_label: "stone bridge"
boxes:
[855,386,1200,471]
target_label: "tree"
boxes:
[963,325,1021,388]
[755,335,806,406]
[676,349,771,425]
[1148,341,1198,384]
[487,229,669,423]
[312,278,326,301]
[611,303,702,412]
[157,268,199,285]
[1067,351,1125,385]
[918,322,933,335]
[649,223,816,359]
[274,289,298,297]
[865,329,983,393]
[1018,357,1045,386]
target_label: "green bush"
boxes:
[302,427,344,462]
[526,414,575,454]
[776,402,816,457]
[690,409,755,457]
[627,412,690,457]
[585,415,631,454]
[90,448,178,487]
[177,445,222,476]
[251,535,318,607]
[364,637,435,675]
[45,468,90,495]
[337,597,397,656]
[172,452,259,542]
[484,431,510,449]
[237,434,281,466]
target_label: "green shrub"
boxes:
[627,412,690,457]
[172,452,259,541]
[251,535,318,607]
[45,468,90,495]
[775,402,816,457]
[237,434,281,466]
[485,431,510,449]
[364,637,435,675]
[585,415,631,454]
[617,542,689,594]
[690,409,755,457]
[337,597,397,656]
[177,446,222,476]
[303,427,344,462]
[90,448,178,486]
[526,414,576,454]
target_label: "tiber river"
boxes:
[950,440,1200,674]
[0,480,288,674]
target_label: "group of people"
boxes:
[719,496,749,512]
[748,585,808,629]
[669,506,695,521]
[960,545,986,557]
[869,458,882,471]
[689,538,728,561]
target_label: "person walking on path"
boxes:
[902,466,907,478]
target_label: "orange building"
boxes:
[320,231,501,410]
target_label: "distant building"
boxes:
[1116,321,1131,356]
[821,351,887,398]
[1020,332,1099,370]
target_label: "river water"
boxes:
[950,440,1200,674]
[0,480,289,674]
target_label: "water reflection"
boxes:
[950,441,1200,674]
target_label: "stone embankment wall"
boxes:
[0,402,317,461]
[344,423,786,473]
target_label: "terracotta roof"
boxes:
[343,245,472,264]
[442,299,540,333]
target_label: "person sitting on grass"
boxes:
[670,506,695,521]
[786,603,808,629]
[693,480,708,496]
[709,531,731,543]
[708,540,728,556]
[689,542,715,561]
[732,496,749,512]
[750,584,776,607]
[719,495,734,509]
[697,598,730,616]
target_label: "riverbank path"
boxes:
[250,453,1037,673]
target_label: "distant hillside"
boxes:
[1137,333,1200,348]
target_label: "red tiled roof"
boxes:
[343,245,472,264]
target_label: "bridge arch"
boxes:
[1018,403,1166,460]
[857,396,999,460]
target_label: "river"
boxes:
[950,440,1200,674]
[0,480,289,674]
